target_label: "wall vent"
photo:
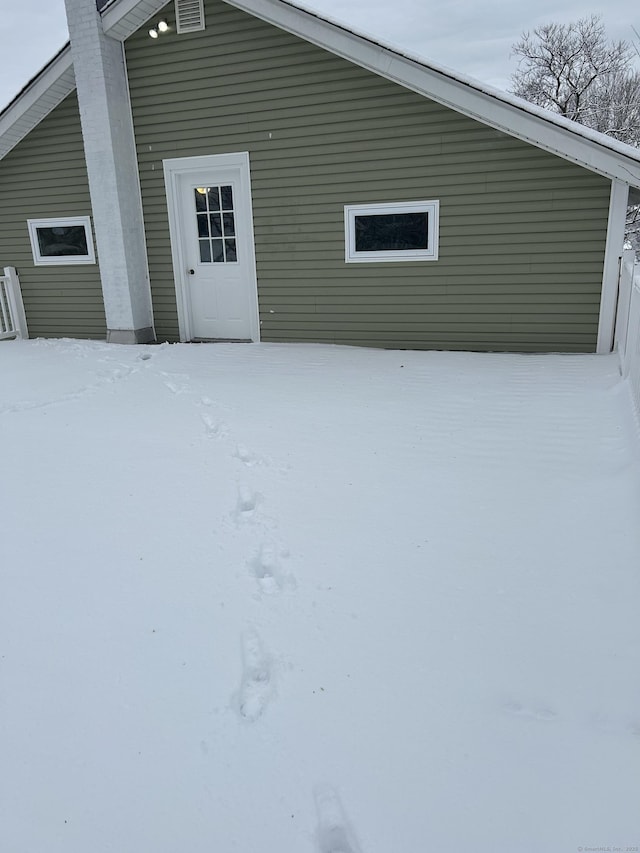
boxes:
[175,0,205,33]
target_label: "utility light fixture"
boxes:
[149,20,169,38]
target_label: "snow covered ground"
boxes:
[1,338,639,853]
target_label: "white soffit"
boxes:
[101,0,171,41]
[0,47,74,161]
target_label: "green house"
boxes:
[1,0,639,352]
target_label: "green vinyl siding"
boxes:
[0,93,105,339]
[125,0,610,351]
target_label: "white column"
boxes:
[597,179,629,354]
[64,0,155,343]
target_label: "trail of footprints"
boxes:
[187,383,604,847]
[183,382,580,849]
[192,389,362,848]
[190,391,292,718]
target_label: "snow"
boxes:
[1,337,639,852]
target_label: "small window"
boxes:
[344,201,439,263]
[27,217,96,265]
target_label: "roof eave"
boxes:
[0,46,75,160]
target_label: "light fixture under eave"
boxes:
[149,27,158,38]
[158,20,169,32]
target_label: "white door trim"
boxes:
[163,152,260,342]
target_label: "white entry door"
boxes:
[164,153,259,341]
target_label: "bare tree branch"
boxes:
[510,16,640,247]
[510,15,635,131]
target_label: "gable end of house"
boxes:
[0,0,637,353]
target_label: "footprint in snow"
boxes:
[236,629,273,722]
[250,543,295,594]
[314,784,362,853]
[233,443,261,466]
[160,371,190,395]
[236,484,258,515]
[201,412,227,438]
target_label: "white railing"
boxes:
[0,266,28,340]
[617,249,640,421]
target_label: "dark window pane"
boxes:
[36,225,88,257]
[220,185,234,210]
[209,213,222,237]
[211,239,224,262]
[224,239,237,262]
[207,187,220,211]
[197,214,209,237]
[199,240,212,263]
[194,189,207,212]
[223,212,235,236]
[355,213,428,252]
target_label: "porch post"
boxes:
[597,179,629,354]
[63,0,155,343]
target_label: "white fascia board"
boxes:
[0,48,74,160]
[224,0,640,188]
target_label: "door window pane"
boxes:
[209,213,223,237]
[197,214,209,237]
[223,213,235,236]
[199,240,212,262]
[211,239,224,262]
[220,186,234,210]
[225,239,237,262]
[207,187,220,211]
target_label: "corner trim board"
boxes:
[597,179,629,354]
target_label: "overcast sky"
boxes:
[1,0,637,112]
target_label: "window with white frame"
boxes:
[344,201,439,263]
[27,217,96,265]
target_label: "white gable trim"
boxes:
[0,47,74,160]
